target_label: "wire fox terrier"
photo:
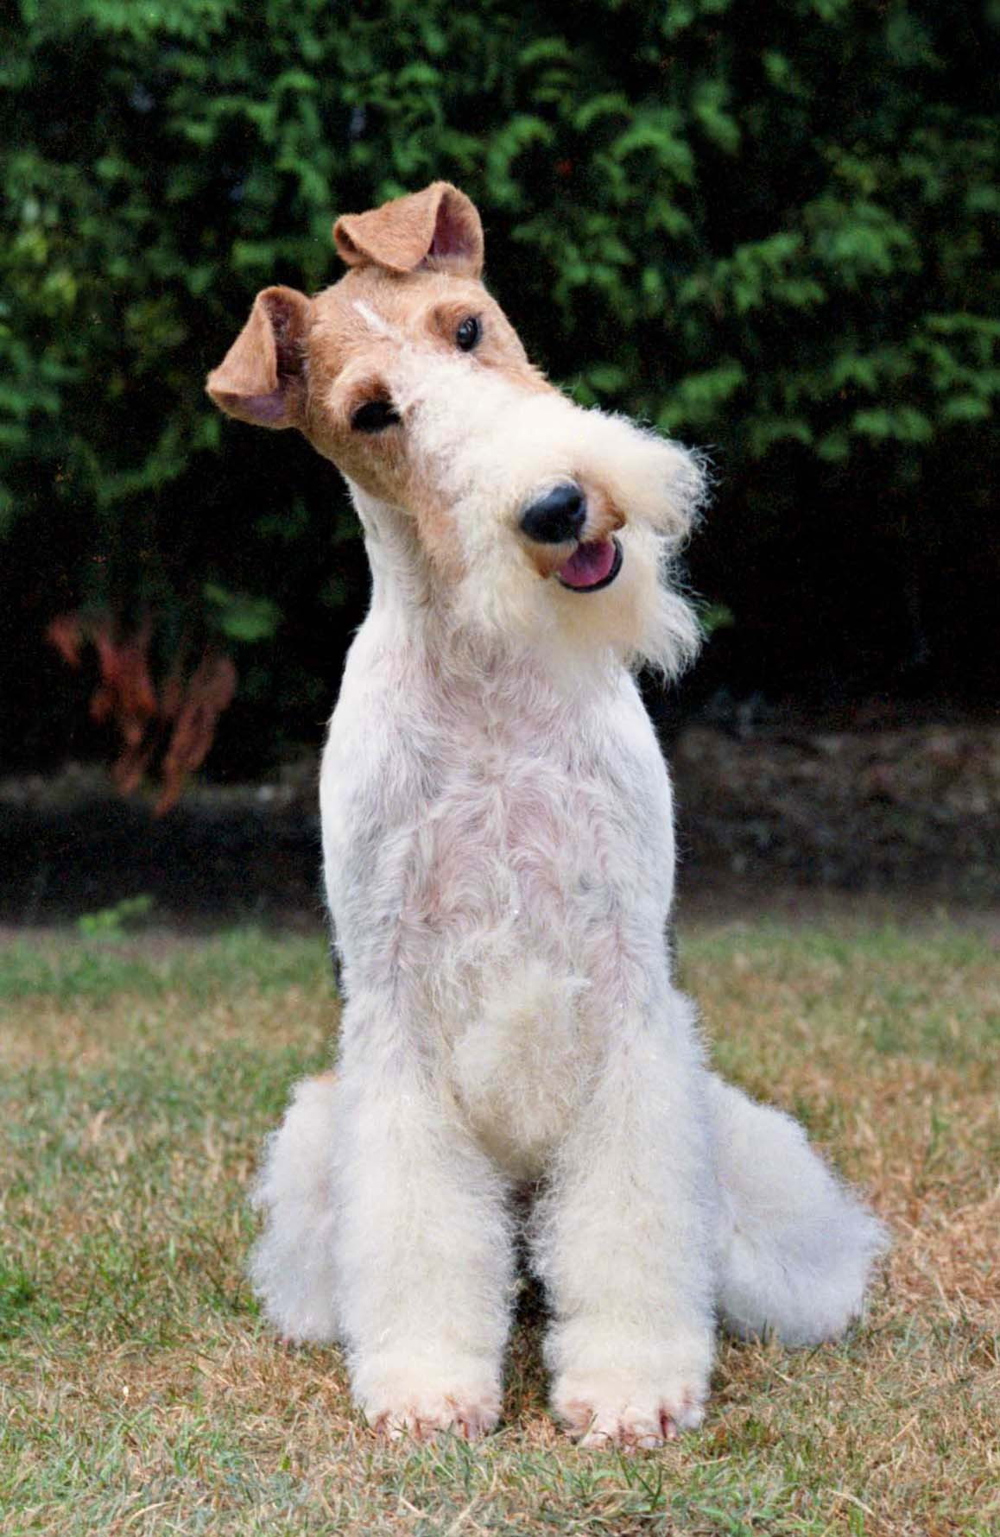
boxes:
[207,183,885,1447]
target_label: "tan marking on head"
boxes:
[205,285,311,429]
[297,263,555,582]
[333,181,483,277]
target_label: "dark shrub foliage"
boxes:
[2,0,997,774]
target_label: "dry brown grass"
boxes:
[1,912,997,1535]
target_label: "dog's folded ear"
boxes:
[206,286,311,429]
[333,182,484,278]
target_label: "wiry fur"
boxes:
[379,350,705,677]
[208,181,887,1447]
[707,1075,886,1345]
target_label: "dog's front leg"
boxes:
[332,1044,514,1441]
[532,989,716,1448]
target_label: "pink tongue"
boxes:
[557,539,616,589]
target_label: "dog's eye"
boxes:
[350,399,401,433]
[456,315,481,352]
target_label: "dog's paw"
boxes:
[371,1394,499,1442]
[357,1361,501,1442]
[553,1369,706,1449]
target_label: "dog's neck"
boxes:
[351,483,434,615]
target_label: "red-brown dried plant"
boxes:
[46,611,237,814]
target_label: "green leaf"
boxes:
[203,584,281,643]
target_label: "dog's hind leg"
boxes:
[250,1073,342,1344]
[707,1073,888,1346]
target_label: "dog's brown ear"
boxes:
[206,286,311,429]
[333,182,484,278]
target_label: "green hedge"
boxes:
[2,0,997,770]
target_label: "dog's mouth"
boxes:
[556,537,623,593]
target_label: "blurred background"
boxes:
[1,0,997,925]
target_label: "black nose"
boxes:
[519,483,586,544]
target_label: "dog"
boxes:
[206,182,886,1447]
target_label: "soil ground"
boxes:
[1,722,997,930]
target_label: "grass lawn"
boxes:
[1,908,997,1535]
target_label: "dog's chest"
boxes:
[414,726,610,927]
[324,657,672,945]
[322,655,674,1173]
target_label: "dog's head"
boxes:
[207,182,703,675]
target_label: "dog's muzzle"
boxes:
[519,482,623,593]
[519,483,586,545]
